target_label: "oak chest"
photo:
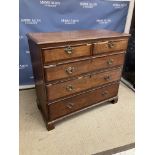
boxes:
[27,29,130,130]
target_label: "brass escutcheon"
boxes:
[64,46,73,55]
[66,66,75,74]
[104,75,111,81]
[108,41,115,48]
[66,85,74,92]
[102,91,108,96]
[107,59,114,65]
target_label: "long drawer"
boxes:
[44,53,125,82]
[49,82,119,120]
[93,39,128,55]
[46,68,121,101]
[42,44,91,63]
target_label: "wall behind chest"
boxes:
[19,0,129,86]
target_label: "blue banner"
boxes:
[19,0,129,85]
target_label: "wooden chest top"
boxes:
[27,29,130,45]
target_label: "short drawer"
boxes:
[44,53,125,82]
[49,82,119,120]
[46,68,121,101]
[93,39,128,54]
[42,44,91,63]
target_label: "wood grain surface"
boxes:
[46,68,122,101]
[49,83,119,120]
[44,53,125,82]
[27,29,130,45]
[43,44,91,63]
[93,39,128,54]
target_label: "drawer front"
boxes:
[49,82,119,120]
[93,39,128,54]
[45,53,125,82]
[42,44,91,63]
[46,68,121,101]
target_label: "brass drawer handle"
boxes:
[107,59,114,65]
[66,103,74,109]
[108,41,115,48]
[104,75,111,81]
[102,91,108,96]
[66,66,75,74]
[64,46,73,55]
[66,85,74,92]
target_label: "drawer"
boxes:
[46,68,121,101]
[44,53,125,82]
[93,39,128,54]
[42,44,91,63]
[49,82,119,120]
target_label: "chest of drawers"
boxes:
[27,29,130,130]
